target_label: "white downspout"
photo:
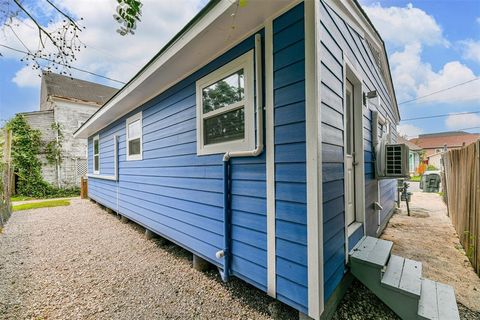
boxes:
[217,34,264,281]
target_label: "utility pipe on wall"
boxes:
[216,33,264,282]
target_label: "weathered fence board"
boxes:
[1,129,13,228]
[443,140,480,275]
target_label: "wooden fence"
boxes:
[443,140,480,275]
[1,129,13,228]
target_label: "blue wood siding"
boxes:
[88,34,268,292]
[273,3,308,314]
[319,0,399,303]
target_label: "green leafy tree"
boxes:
[114,0,143,36]
[6,115,50,197]
[45,122,63,166]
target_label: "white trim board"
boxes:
[265,18,276,299]
[343,56,366,255]
[305,0,324,318]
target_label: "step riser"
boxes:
[351,260,419,320]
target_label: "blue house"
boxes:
[75,1,459,319]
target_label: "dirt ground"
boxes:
[381,192,480,313]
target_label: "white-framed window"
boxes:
[195,51,255,155]
[126,111,143,161]
[93,135,100,174]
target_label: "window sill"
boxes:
[126,155,142,161]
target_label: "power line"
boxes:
[0,44,126,84]
[402,111,480,121]
[398,77,480,105]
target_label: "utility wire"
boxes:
[402,111,480,121]
[0,44,126,84]
[398,77,480,105]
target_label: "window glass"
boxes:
[94,155,99,172]
[204,108,245,145]
[202,70,244,114]
[129,138,141,155]
[128,119,141,139]
[93,137,99,172]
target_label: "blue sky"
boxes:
[0,0,479,138]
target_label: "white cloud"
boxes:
[397,123,423,138]
[445,113,480,130]
[416,61,480,104]
[363,3,448,49]
[1,0,203,87]
[363,2,480,106]
[12,66,41,88]
[459,39,480,65]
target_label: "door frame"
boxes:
[343,56,366,261]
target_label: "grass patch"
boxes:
[13,199,71,212]
[11,195,34,202]
[409,175,422,182]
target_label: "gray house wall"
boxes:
[21,110,57,185]
[21,100,98,188]
[53,99,98,187]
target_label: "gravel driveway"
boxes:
[0,199,400,319]
[0,199,287,320]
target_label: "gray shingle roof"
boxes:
[42,72,119,106]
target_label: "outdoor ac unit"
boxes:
[376,142,410,179]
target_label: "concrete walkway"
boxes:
[381,192,480,317]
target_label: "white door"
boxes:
[345,80,356,226]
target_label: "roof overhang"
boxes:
[75,0,400,139]
[74,0,293,139]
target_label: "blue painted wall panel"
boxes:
[273,2,308,314]
[88,33,268,292]
[319,0,399,304]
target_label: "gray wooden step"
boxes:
[350,236,393,268]
[418,279,460,320]
[381,255,422,298]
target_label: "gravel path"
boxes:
[0,199,285,320]
[0,198,408,320]
[381,192,480,319]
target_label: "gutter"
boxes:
[216,34,264,282]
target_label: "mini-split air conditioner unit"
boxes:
[372,111,410,179]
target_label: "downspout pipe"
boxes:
[216,33,264,282]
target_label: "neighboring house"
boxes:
[398,137,422,174]
[20,72,118,188]
[75,1,402,318]
[410,131,480,158]
[427,152,443,169]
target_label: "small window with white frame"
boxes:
[126,112,143,161]
[196,51,255,155]
[93,135,100,174]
